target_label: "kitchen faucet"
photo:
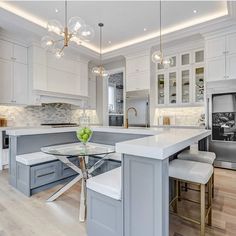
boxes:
[124,107,137,128]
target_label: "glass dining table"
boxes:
[41,142,115,222]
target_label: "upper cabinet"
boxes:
[155,48,204,107]
[125,52,150,92]
[0,39,28,105]
[205,32,236,81]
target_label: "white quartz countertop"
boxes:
[6,126,210,160]
[116,128,211,160]
[6,126,164,136]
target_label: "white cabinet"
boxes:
[0,59,12,103]
[206,32,236,81]
[13,63,28,104]
[206,36,225,59]
[155,48,204,107]
[207,57,225,82]
[126,53,150,92]
[87,77,97,109]
[0,40,28,105]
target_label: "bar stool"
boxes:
[177,149,216,197]
[169,159,213,236]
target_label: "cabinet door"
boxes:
[0,59,12,103]
[0,40,13,61]
[13,62,28,104]
[126,75,137,92]
[206,36,225,59]
[126,55,149,74]
[14,45,27,64]
[168,71,177,104]
[181,69,191,104]
[77,62,88,97]
[226,54,236,80]
[207,57,225,81]
[226,32,236,55]
[194,66,204,103]
[88,78,96,109]
[157,73,166,105]
[194,50,204,63]
[181,52,191,66]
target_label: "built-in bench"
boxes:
[15,143,121,197]
[87,167,122,236]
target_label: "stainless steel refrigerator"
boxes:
[206,80,236,169]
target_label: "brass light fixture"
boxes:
[41,0,94,58]
[92,23,109,78]
[152,0,173,67]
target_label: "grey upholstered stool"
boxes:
[178,149,216,197]
[169,159,213,236]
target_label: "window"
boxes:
[108,84,116,112]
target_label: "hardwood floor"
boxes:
[0,168,236,236]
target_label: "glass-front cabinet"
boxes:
[181,69,190,103]
[157,73,165,105]
[194,66,204,103]
[156,48,205,107]
[168,71,177,104]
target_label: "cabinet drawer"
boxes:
[30,161,60,188]
[61,157,79,178]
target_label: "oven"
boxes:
[2,131,9,149]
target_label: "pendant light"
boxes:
[152,0,173,68]
[41,0,94,58]
[92,23,109,78]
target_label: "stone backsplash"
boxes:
[0,103,99,127]
[154,106,205,126]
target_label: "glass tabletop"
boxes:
[41,142,115,157]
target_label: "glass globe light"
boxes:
[151,50,163,64]
[47,19,63,35]
[54,48,64,59]
[92,66,100,75]
[101,69,110,78]
[162,57,174,69]
[78,25,95,41]
[68,16,85,35]
[41,35,54,50]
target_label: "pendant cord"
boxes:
[100,25,102,66]
[159,0,162,54]
[65,0,68,27]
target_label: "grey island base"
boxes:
[7,126,211,236]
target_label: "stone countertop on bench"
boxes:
[7,126,210,161]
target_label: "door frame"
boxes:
[103,67,125,126]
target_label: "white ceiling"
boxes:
[0,1,228,54]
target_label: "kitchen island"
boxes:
[7,126,211,236]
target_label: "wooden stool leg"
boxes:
[212,170,215,198]
[208,177,212,226]
[178,181,181,201]
[173,179,179,213]
[200,184,206,236]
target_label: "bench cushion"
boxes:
[177,149,216,164]
[16,152,57,165]
[169,159,213,184]
[87,167,121,200]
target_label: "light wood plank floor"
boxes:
[0,168,236,236]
